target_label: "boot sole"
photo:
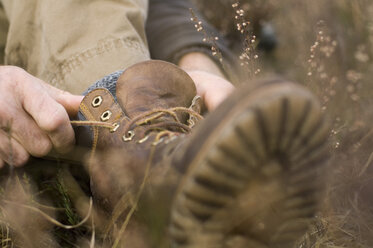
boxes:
[169,80,329,248]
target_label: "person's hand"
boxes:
[178,52,235,111]
[184,70,234,111]
[0,66,83,168]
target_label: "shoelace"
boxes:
[69,103,203,244]
[70,102,203,159]
[71,106,202,141]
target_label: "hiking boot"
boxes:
[74,60,201,212]
[75,60,329,248]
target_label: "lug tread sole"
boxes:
[170,82,329,248]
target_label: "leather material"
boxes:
[117,60,197,118]
[76,60,197,148]
[76,60,199,213]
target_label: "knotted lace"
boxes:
[69,103,203,244]
[71,106,202,141]
[70,97,203,160]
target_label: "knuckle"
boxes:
[31,138,52,157]
[38,139,53,156]
[40,106,68,133]
[14,152,30,167]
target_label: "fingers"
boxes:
[0,129,29,166]
[0,66,83,167]
[17,74,76,154]
[0,90,52,158]
[185,70,235,111]
[22,87,75,154]
[178,52,236,111]
[203,78,234,110]
[8,113,53,157]
[42,82,84,117]
[57,93,84,118]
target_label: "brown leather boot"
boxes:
[168,80,329,248]
[75,60,201,210]
[75,60,329,248]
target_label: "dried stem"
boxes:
[232,1,261,79]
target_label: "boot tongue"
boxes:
[116,60,197,119]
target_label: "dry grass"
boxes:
[1,0,373,247]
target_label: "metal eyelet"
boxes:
[123,130,135,142]
[110,123,120,133]
[100,110,112,122]
[92,96,103,107]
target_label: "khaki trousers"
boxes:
[0,0,150,94]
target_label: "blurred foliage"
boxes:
[193,0,373,247]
